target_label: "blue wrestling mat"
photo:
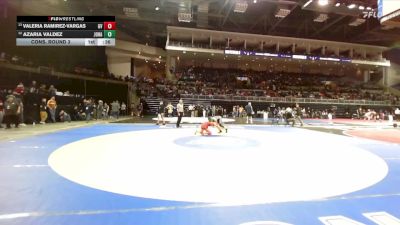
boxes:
[0,124,399,225]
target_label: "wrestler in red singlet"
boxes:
[200,121,216,135]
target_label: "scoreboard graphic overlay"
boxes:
[16,16,116,46]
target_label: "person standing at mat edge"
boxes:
[176,99,184,128]
[47,96,57,123]
[245,102,254,124]
[395,108,400,121]
[157,100,166,125]
[39,98,48,124]
[4,94,20,129]
[0,98,4,128]
[294,103,304,126]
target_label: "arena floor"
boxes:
[0,118,399,225]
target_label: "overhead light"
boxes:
[348,4,356,9]
[178,12,192,22]
[234,1,248,13]
[314,13,329,22]
[303,0,313,8]
[358,5,365,10]
[177,0,192,23]
[123,7,139,18]
[253,0,257,3]
[275,8,291,18]
[366,6,372,10]
[349,18,366,26]
[335,3,340,7]
[155,6,160,10]
[318,0,328,6]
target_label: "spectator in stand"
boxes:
[48,85,57,97]
[104,102,110,119]
[92,101,97,119]
[111,100,120,119]
[4,94,20,129]
[11,55,19,64]
[39,98,48,124]
[24,91,39,125]
[84,99,94,122]
[212,105,216,117]
[121,102,127,116]
[285,107,295,127]
[356,107,363,119]
[38,84,47,95]
[14,92,25,126]
[137,102,143,118]
[202,105,207,118]
[70,105,81,121]
[14,82,25,95]
[156,101,166,126]
[97,100,104,120]
[47,96,57,123]
[188,104,194,117]
[0,52,5,62]
[130,102,135,117]
[117,101,121,117]
[166,102,173,117]
[28,81,38,94]
[239,106,244,117]
[59,110,71,122]
[0,98,4,128]
[395,108,400,122]
[294,103,304,126]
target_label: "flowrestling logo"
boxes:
[363,11,378,19]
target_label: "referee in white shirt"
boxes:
[176,99,184,128]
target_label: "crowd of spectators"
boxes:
[2,49,395,103]
[135,67,399,104]
[0,80,129,129]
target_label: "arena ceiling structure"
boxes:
[5,0,400,48]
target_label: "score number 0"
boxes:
[103,22,116,39]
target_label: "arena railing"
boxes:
[168,41,386,62]
[181,94,393,106]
